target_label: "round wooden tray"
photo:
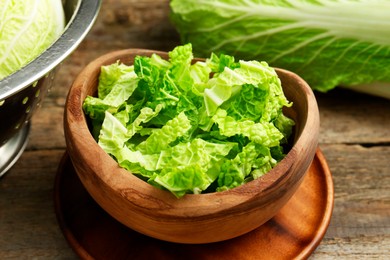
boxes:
[54,149,333,260]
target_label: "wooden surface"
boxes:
[0,0,389,258]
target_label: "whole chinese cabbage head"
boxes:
[170,0,390,99]
[0,0,65,80]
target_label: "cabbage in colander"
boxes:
[0,0,65,80]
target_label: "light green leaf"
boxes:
[212,109,284,147]
[136,111,192,154]
[98,111,129,156]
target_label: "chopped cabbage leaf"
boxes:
[83,44,294,197]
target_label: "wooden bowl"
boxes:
[64,49,320,244]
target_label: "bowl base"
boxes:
[54,149,334,259]
[0,123,30,178]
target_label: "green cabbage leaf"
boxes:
[83,44,294,198]
[0,0,65,80]
[170,0,390,99]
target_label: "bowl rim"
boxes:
[64,48,320,219]
[0,0,102,100]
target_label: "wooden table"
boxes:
[1,1,389,258]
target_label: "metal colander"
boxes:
[0,0,101,176]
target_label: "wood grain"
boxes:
[0,0,389,258]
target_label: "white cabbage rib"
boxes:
[0,0,65,80]
[190,0,390,47]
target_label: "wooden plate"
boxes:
[54,149,333,260]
